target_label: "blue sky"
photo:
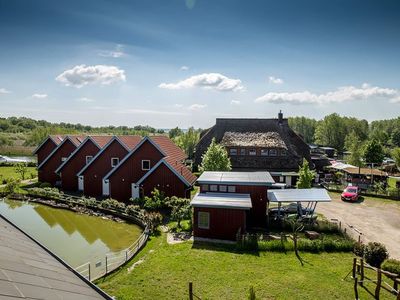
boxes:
[1,0,399,128]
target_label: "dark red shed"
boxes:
[33,135,64,166]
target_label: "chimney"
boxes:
[278,110,283,124]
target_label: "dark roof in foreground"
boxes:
[191,193,252,209]
[197,171,275,186]
[0,215,109,300]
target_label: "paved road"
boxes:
[316,192,400,259]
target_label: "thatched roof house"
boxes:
[194,112,312,172]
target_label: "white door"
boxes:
[78,176,84,191]
[285,176,292,187]
[103,180,110,196]
[131,183,140,199]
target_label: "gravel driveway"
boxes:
[316,192,400,259]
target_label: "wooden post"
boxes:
[352,257,357,279]
[354,275,359,300]
[360,259,364,287]
[375,268,382,300]
[105,256,108,275]
[358,235,361,243]
[126,250,128,262]
[88,263,91,281]
[189,282,193,300]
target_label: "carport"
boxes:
[267,188,331,220]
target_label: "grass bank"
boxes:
[0,166,37,183]
[97,233,393,299]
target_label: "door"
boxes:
[103,180,110,196]
[285,176,291,187]
[78,176,84,191]
[131,183,140,199]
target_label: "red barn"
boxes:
[37,136,85,185]
[33,135,64,166]
[191,171,275,240]
[76,136,141,198]
[55,136,113,191]
[103,136,196,200]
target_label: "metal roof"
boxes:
[267,188,332,203]
[0,215,110,299]
[197,171,275,186]
[191,193,252,209]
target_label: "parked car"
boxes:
[341,186,360,202]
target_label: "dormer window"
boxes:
[142,160,151,170]
[111,157,119,167]
[269,149,277,156]
[240,148,246,155]
[249,149,256,156]
[261,149,269,156]
[229,148,237,156]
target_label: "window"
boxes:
[86,156,93,164]
[111,157,119,167]
[249,149,256,156]
[219,185,227,192]
[281,150,287,156]
[279,176,284,183]
[228,186,236,193]
[61,157,67,162]
[198,211,210,229]
[201,184,209,192]
[240,148,246,155]
[269,149,277,156]
[261,149,269,156]
[142,160,151,170]
[229,148,237,156]
[210,185,218,192]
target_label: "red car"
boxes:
[341,186,360,202]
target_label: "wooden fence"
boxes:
[350,257,400,299]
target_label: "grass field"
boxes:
[97,233,393,300]
[0,166,37,183]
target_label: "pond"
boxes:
[0,199,142,271]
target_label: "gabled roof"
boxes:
[150,136,187,161]
[77,136,141,176]
[136,157,196,187]
[32,135,64,154]
[55,135,113,174]
[37,135,85,169]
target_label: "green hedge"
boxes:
[382,259,400,275]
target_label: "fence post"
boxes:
[126,250,128,262]
[105,256,108,275]
[88,263,91,282]
[352,257,357,279]
[360,259,364,287]
[189,282,193,300]
[354,275,359,300]
[375,268,382,300]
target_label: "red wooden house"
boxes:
[55,136,113,191]
[37,135,85,185]
[33,135,64,166]
[103,136,196,200]
[191,171,275,240]
[76,136,142,197]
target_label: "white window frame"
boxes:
[229,148,237,156]
[219,185,227,192]
[240,148,246,156]
[261,149,269,156]
[249,149,257,156]
[269,149,277,156]
[198,211,210,229]
[210,184,218,192]
[111,157,119,167]
[202,184,209,192]
[228,186,236,193]
[142,160,151,170]
[85,156,93,164]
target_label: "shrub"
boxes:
[353,242,365,257]
[125,205,142,217]
[381,259,400,275]
[82,197,97,207]
[27,187,61,200]
[39,182,52,188]
[3,179,19,194]
[143,188,169,211]
[129,197,146,208]
[100,198,126,211]
[364,242,389,267]
[143,211,163,234]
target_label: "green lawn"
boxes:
[97,234,393,300]
[0,166,37,183]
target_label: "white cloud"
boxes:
[188,103,207,111]
[116,108,189,116]
[230,100,241,105]
[32,93,48,99]
[56,64,126,88]
[159,73,244,92]
[268,76,284,84]
[180,66,189,71]
[0,88,11,94]
[173,104,184,108]
[255,83,400,105]
[98,44,125,58]
[78,97,95,102]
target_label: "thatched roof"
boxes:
[221,132,288,149]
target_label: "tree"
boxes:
[174,127,199,159]
[346,136,365,167]
[200,138,231,172]
[363,139,384,164]
[167,196,191,229]
[392,148,400,170]
[391,129,400,147]
[288,117,317,144]
[14,163,28,180]
[168,127,183,139]
[296,159,314,189]
[314,113,347,151]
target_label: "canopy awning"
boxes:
[191,193,252,210]
[267,188,331,203]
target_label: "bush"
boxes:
[82,197,97,207]
[353,242,365,257]
[381,259,400,275]
[27,187,61,199]
[125,205,142,217]
[39,182,52,188]
[3,179,19,194]
[143,211,163,234]
[364,242,389,267]
[129,197,146,208]
[100,198,126,211]
[143,188,169,211]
